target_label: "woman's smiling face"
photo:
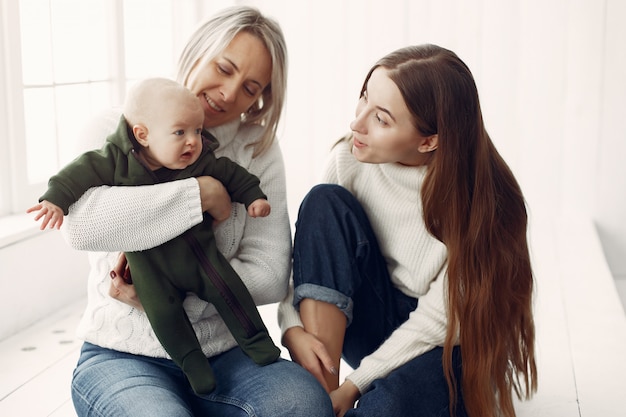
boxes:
[185,31,272,129]
[350,67,435,166]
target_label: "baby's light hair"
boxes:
[124,77,199,127]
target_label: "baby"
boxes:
[27,77,280,395]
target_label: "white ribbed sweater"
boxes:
[63,109,292,359]
[278,139,450,393]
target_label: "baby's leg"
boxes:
[185,235,280,365]
[134,274,216,395]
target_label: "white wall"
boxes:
[0,229,88,340]
[596,0,626,279]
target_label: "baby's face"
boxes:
[141,97,205,171]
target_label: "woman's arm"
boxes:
[346,267,449,392]
[62,179,205,252]
[222,140,292,306]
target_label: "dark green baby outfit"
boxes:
[40,116,280,394]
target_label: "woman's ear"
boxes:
[418,134,438,153]
[133,124,149,147]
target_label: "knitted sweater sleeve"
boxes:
[346,265,449,392]
[61,110,204,252]
[62,180,203,252]
[225,140,292,306]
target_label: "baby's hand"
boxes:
[26,200,64,230]
[247,199,271,218]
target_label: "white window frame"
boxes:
[1,0,29,216]
[0,0,128,216]
[0,0,217,221]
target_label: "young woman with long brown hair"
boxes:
[279,44,537,416]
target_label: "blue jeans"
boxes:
[292,184,467,417]
[71,342,333,417]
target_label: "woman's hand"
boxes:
[197,176,231,222]
[282,326,338,392]
[330,380,361,417]
[108,253,143,311]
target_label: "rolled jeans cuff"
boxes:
[293,283,354,326]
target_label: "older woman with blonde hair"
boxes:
[66,6,333,417]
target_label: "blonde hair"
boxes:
[176,6,288,157]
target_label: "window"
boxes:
[0,0,199,217]
[19,0,113,185]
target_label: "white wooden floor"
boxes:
[0,300,83,417]
[1,215,625,416]
[513,215,626,416]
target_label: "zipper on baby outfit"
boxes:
[182,231,257,338]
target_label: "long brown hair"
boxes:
[363,44,537,416]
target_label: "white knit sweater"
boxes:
[278,139,450,393]
[63,109,292,359]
